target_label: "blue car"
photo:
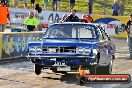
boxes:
[27,22,115,75]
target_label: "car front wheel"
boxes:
[34,64,42,75]
[96,59,113,74]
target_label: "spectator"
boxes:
[6,0,9,7]
[119,1,124,16]
[14,0,19,8]
[112,0,119,16]
[44,0,48,10]
[80,14,93,23]
[88,0,94,15]
[24,11,39,31]
[80,14,87,23]
[52,0,56,11]
[0,0,10,32]
[57,0,61,11]
[125,14,132,58]
[31,0,35,9]
[60,14,67,23]
[70,0,75,11]
[85,14,93,23]
[64,9,79,22]
[23,0,28,9]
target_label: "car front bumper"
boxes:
[27,56,97,67]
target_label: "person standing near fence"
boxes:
[80,14,93,23]
[85,14,93,23]
[88,0,94,15]
[57,0,61,11]
[23,0,28,9]
[70,0,75,11]
[125,14,132,58]
[0,0,10,32]
[31,0,35,9]
[14,0,19,8]
[112,0,119,16]
[64,9,79,22]
[52,0,56,11]
[119,1,124,16]
[80,14,87,23]
[24,11,39,31]
[44,0,48,10]
[6,0,9,7]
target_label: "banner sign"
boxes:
[94,17,126,35]
[77,74,131,85]
[9,8,82,27]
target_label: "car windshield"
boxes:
[44,24,97,38]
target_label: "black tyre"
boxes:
[34,64,42,75]
[96,59,113,75]
[89,65,96,75]
[89,56,100,75]
[77,76,86,85]
[112,55,115,59]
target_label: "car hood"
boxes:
[28,39,99,49]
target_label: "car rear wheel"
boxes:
[34,64,42,75]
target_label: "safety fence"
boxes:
[0,31,44,60]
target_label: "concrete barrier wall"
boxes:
[0,31,44,60]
